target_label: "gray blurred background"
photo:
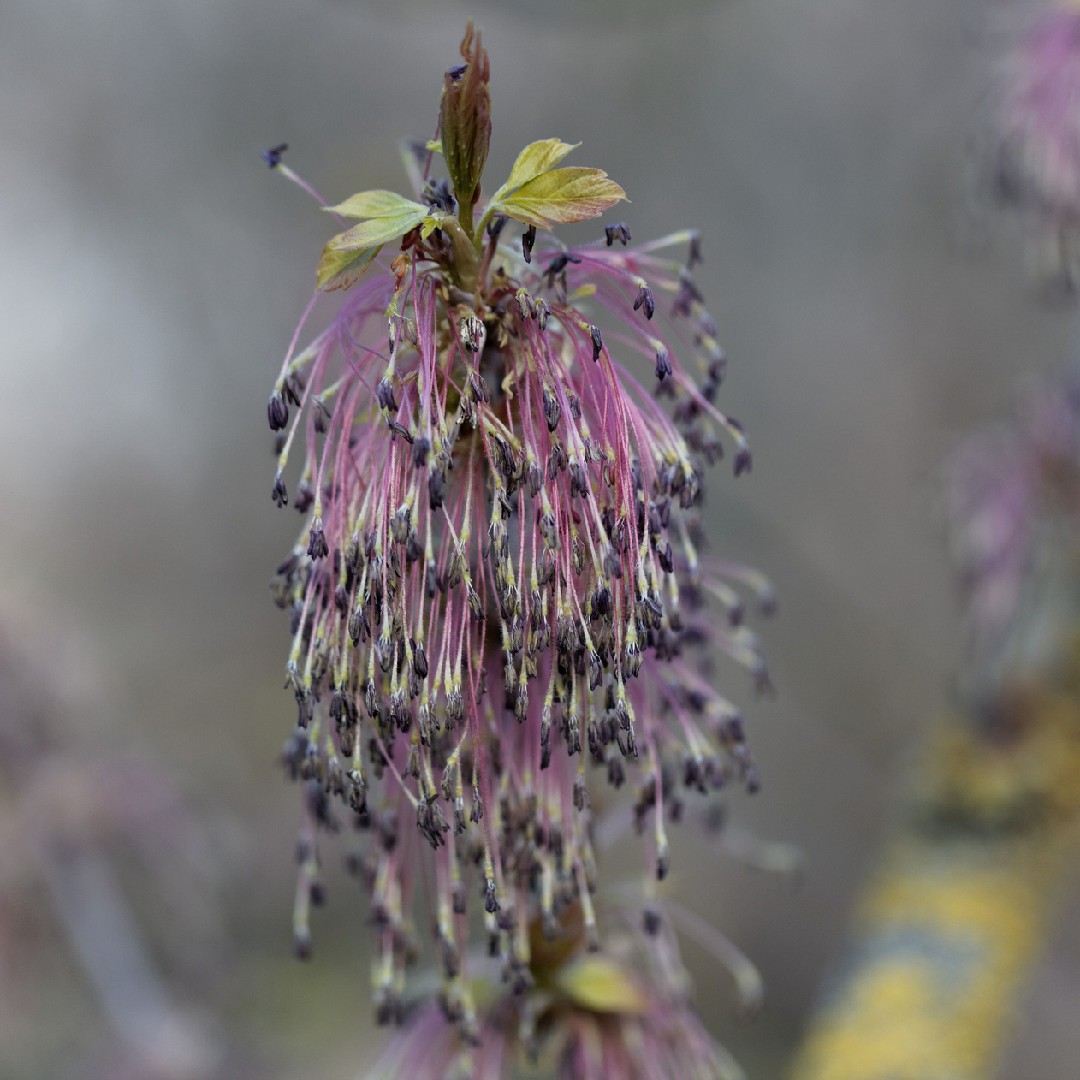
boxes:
[3,0,1079,1076]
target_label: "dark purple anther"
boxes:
[589,324,603,362]
[268,392,289,431]
[634,284,656,320]
[688,231,703,266]
[654,346,672,381]
[376,376,398,413]
[545,252,581,285]
[307,522,329,560]
[412,436,431,468]
[262,142,288,168]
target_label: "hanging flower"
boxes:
[946,375,1080,695]
[989,2,1080,284]
[264,22,773,1037]
[362,894,757,1080]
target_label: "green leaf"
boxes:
[553,955,646,1015]
[326,205,427,252]
[316,244,380,292]
[316,188,426,289]
[327,190,427,220]
[494,167,627,229]
[492,138,580,203]
[419,214,442,241]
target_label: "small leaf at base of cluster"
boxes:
[326,206,427,252]
[494,167,628,229]
[327,190,429,219]
[554,955,648,1015]
[492,138,581,203]
[316,244,381,292]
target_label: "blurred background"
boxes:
[3,0,1079,1076]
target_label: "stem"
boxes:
[457,199,474,241]
[39,846,219,1073]
[473,205,497,249]
[440,215,480,295]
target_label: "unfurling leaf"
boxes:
[316,190,427,289]
[327,190,428,220]
[326,205,427,252]
[492,138,580,202]
[440,22,491,212]
[554,955,647,1015]
[494,167,627,229]
[316,244,380,291]
[419,215,442,241]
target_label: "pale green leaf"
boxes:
[316,244,380,292]
[327,190,427,220]
[419,214,442,241]
[554,955,647,1015]
[492,138,580,202]
[327,206,428,251]
[425,139,443,154]
[494,168,627,229]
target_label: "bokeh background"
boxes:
[3,0,1080,1076]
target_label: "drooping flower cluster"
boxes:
[364,895,755,1080]
[988,2,1080,284]
[946,375,1080,697]
[265,25,773,1040]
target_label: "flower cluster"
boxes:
[363,896,755,1080]
[946,375,1080,697]
[988,2,1080,284]
[265,24,773,1041]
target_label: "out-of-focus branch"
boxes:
[38,844,221,1078]
[791,364,1080,1079]
[789,669,1080,1080]
[0,624,230,1078]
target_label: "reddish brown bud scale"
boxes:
[439,22,491,218]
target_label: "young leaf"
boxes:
[494,167,627,229]
[492,138,580,202]
[419,215,443,241]
[554,955,647,1015]
[327,190,427,220]
[440,23,491,212]
[326,206,427,251]
[316,244,380,292]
